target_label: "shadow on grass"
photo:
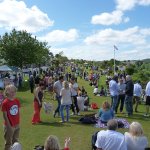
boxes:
[128,114,150,121]
[68,121,95,127]
[117,113,150,121]
[37,121,71,127]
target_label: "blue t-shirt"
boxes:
[99,108,114,122]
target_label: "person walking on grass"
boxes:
[69,77,80,115]
[133,80,142,112]
[1,84,21,150]
[53,76,64,118]
[32,82,45,124]
[60,81,72,123]
[144,81,150,117]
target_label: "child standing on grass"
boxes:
[1,84,21,150]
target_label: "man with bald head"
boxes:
[125,75,134,117]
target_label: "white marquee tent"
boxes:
[0,65,12,72]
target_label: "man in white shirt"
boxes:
[109,76,119,112]
[53,76,64,117]
[95,119,127,150]
[133,80,142,112]
[144,81,150,117]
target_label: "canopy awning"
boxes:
[0,65,12,71]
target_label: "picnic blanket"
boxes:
[95,118,130,129]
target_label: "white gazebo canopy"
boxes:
[0,65,12,72]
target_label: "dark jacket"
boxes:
[125,80,134,96]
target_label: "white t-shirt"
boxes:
[54,80,62,96]
[69,83,78,96]
[124,132,148,150]
[60,88,72,105]
[109,80,119,96]
[93,88,98,94]
[134,83,142,97]
[77,96,85,111]
[95,130,127,150]
[146,81,150,96]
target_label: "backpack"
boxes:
[79,114,97,124]
[91,102,99,109]
[91,131,99,150]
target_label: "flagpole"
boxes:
[114,46,116,75]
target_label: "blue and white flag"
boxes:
[114,45,118,50]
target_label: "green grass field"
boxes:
[0,76,150,150]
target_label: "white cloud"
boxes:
[116,0,137,11]
[116,0,150,11]
[39,29,79,43]
[50,42,150,61]
[91,0,150,26]
[0,0,54,33]
[50,45,114,61]
[84,26,150,45]
[45,27,150,61]
[139,0,150,5]
[91,10,125,25]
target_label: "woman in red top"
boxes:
[32,82,45,124]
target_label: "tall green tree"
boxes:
[0,29,50,68]
[54,51,68,65]
[125,64,135,75]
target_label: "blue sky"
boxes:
[0,0,150,61]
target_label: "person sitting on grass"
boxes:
[44,135,70,150]
[95,119,127,150]
[81,86,86,96]
[99,86,105,96]
[77,92,85,111]
[124,122,148,150]
[83,92,90,110]
[93,86,99,96]
[97,101,114,124]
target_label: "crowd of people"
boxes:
[108,74,150,117]
[0,64,150,150]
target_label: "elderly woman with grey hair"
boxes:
[124,122,148,150]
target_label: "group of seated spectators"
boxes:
[95,119,149,150]
[93,100,149,150]
[93,85,107,96]
[10,135,71,150]
[11,119,148,150]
